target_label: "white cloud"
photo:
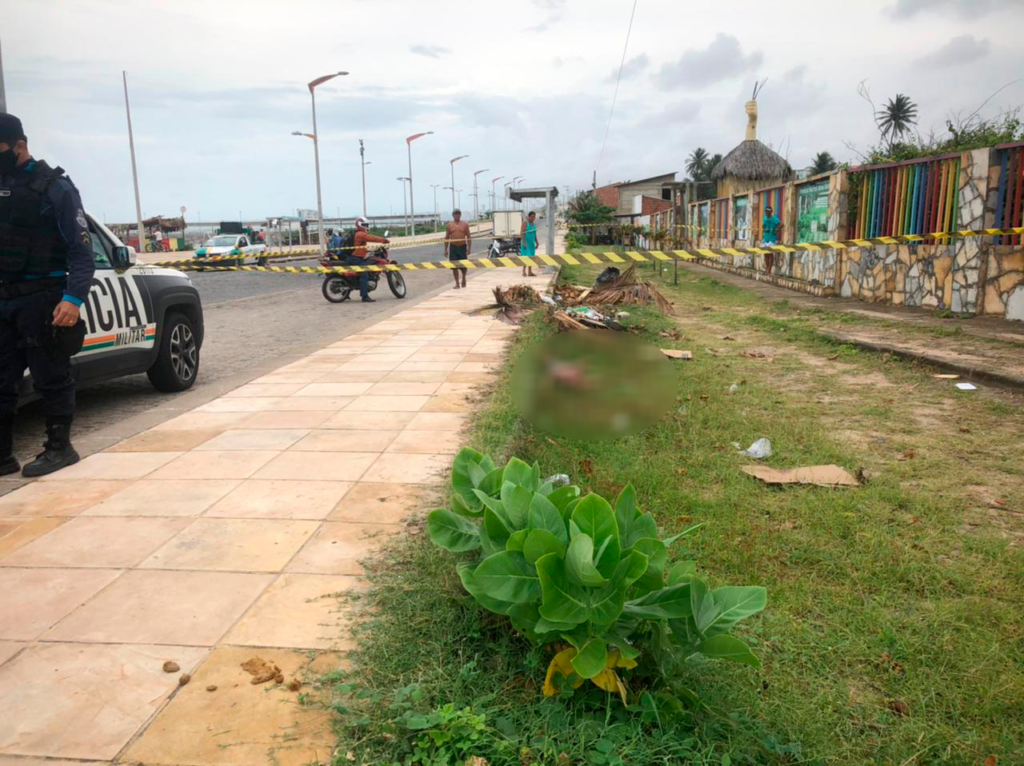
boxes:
[655,34,763,90]
[607,54,649,83]
[914,35,989,68]
[889,0,1015,18]
[410,45,450,59]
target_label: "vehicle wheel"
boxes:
[386,271,407,299]
[256,255,268,266]
[147,312,199,392]
[322,276,351,303]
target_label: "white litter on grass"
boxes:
[955,382,978,391]
[728,383,740,394]
[735,438,773,459]
[544,473,571,487]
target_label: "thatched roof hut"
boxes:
[710,100,792,197]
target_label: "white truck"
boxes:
[489,210,523,257]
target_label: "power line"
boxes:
[595,0,639,179]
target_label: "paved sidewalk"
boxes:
[0,269,547,764]
[679,261,1024,387]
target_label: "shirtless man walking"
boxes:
[444,209,471,289]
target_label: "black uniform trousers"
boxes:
[0,285,76,417]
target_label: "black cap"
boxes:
[0,113,26,145]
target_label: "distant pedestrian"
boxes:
[445,209,471,289]
[520,211,538,277]
[761,205,781,274]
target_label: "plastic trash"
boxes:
[567,306,605,322]
[737,438,772,459]
[955,382,977,391]
[615,311,630,319]
[728,383,740,394]
[544,473,571,487]
[540,294,557,306]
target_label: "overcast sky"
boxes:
[4,0,1023,223]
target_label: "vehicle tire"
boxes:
[386,271,407,298]
[147,312,199,392]
[256,255,268,266]
[322,276,351,303]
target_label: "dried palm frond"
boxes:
[588,264,674,314]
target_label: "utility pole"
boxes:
[359,139,367,218]
[122,71,146,254]
[430,184,441,232]
[472,168,489,222]
[0,35,7,113]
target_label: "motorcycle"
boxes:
[488,236,521,258]
[320,232,407,303]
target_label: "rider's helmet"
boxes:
[355,217,369,229]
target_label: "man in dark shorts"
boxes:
[444,209,471,289]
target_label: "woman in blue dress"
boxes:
[520,211,538,277]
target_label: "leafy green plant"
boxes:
[429,448,767,705]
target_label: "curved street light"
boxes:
[472,168,490,221]
[449,155,469,211]
[305,71,348,256]
[491,175,504,213]
[405,131,434,236]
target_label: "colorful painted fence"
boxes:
[753,186,785,243]
[711,198,730,239]
[993,142,1024,246]
[848,154,961,240]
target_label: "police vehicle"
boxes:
[19,215,204,402]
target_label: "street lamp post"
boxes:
[306,71,348,256]
[121,71,146,254]
[472,168,489,222]
[449,155,468,212]
[512,176,525,210]
[397,177,410,233]
[491,176,503,214]
[359,139,368,218]
[430,184,441,232]
[406,131,433,237]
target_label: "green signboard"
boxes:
[797,179,829,243]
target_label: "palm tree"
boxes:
[686,148,709,180]
[809,151,837,175]
[706,153,723,177]
[876,94,918,151]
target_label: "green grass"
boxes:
[325,265,1024,766]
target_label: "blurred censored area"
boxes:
[511,330,675,440]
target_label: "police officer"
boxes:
[0,113,95,477]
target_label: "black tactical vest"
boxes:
[0,161,70,281]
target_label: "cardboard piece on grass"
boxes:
[955,382,977,391]
[661,349,692,360]
[933,374,959,380]
[742,464,859,487]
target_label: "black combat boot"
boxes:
[0,412,18,477]
[22,416,80,478]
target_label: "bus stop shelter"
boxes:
[508,186,558,256]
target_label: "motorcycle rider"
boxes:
[347,217,388,303]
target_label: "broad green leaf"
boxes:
[571,494,621,578]
[607,624,642,660]
[467,460,487,489]
[523,529,566,564]
[565,497,582,519]
[508,602,541,634]
[624,583,693,619]
[622,548,650,585]
[614,484,639,540]
[456,562,514,615]
[479,513,505,556]
[534,616,580,635]
[528,493,569,544]
[506,529,528,552]
[474,551,541,603]
[479,466,504,496]
[570,636,607,679]
[472,488,506,517]
[536,551,640,628]
[451,448,494,510]
[699,634,760,667]
[668,616,703,656]
[625,513,659,548]
[450,491,481,518]
[547,486,581,519]
[426,509,481,552]
[503,457,538,490]
[703,587,767,636]
[565,534,608,587]
[483,507,511,546]
[667,560,697,585]
[629,537,666,594]
[691,579,722,635]
[500,482,533,530]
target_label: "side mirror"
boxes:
[111,245,136,270]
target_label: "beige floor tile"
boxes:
[240,410,335,429]
[464,353,502,362]
[406,352,466,362]
[422,394,473,413]
[82,479,242,517]
[0,642,208,760]
[286,522,399,575]
[0,567,122,640]
[141,518,319,572]
[123,646,341,766]
[0,642,24,667]
[454,361,497,372]
[310,347,360,356]
[2,516,191,568]
[313,369,388,383]
[39,452,180,482]
[249,371,326,384]
[319,410,417,430]
[406,411,468,431]
[293,382,373,397]
[0,480,129,518]
[195,429,308,451]
[253,451,378,482]
[152,411,254,432]
[224,383,306,398]
[150,450,278,480]
[445,371,497,384]
[343,395,429,412]
[266,396,356,411]
[362,452,448,484]
[380,369,449,383]
[107,429,220,453]
[436,381,484,395]
[206,480,352,520]
[290,430,399,452]
[395,360,460,371]
[223,573,364,649]
[366,381,442,396]
[386,430,463,454]
[196,397,285,413]
[329,482,436,523]
[0,757,107,765]
[43,570,273,645]
[0,518,66,558]
[341,360,400,371]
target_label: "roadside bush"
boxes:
[428,448,767,707]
